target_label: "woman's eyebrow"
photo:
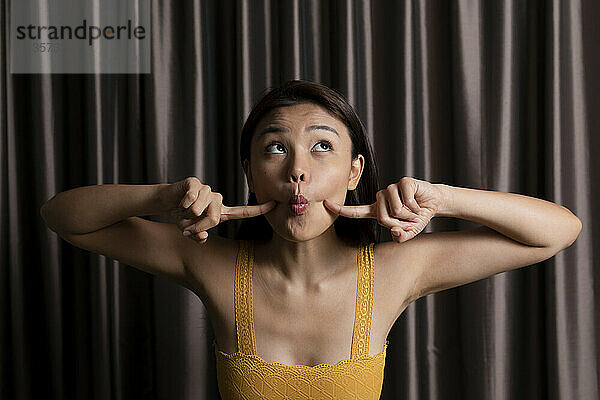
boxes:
[258,125,339,137]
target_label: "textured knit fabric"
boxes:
[214,239,388,400]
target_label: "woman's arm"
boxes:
[39,181,271,295]
[39,183,229,293]
[340,180,584,309]
[394,184,583,303]
[434,183,582,248]
[40,184,170,235]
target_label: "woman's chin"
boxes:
[278,230,328,242]
[272,221,335,241]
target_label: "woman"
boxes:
[40,79,582,399]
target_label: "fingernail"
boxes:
[183,230,191,236]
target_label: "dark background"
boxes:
[1,0,598,399]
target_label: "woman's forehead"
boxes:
[257,103,346,129]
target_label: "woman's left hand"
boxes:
[323,177,446,243]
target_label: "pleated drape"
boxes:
[1,1,598,399]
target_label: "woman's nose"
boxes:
[289,167,309,184]
[288,149,311,184]
[290,168,306,183]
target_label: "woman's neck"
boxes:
[255,226,355,291]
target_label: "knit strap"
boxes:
[234,240,257,355]
[351,242,375,358]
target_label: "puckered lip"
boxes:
[289,194,309,204]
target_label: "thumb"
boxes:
[179,182,198,209]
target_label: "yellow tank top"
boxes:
[214,239,389,399]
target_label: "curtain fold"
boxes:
[1,0,597,399]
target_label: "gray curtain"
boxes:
[2,0,598,399]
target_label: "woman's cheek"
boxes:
[252,171,279,202]
[323,171,350,201]
[254,187,279,205]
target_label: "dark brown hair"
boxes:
[234,79,382,246]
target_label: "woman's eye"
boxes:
[264,140,333,154]
[313,140,333,152]
[265,143,286,154]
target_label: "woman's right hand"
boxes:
[159,177,276,244]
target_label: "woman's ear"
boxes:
[243,159,255,192]
[347,154,365,191]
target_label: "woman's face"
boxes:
[244,102,364,242]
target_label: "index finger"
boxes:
[220,200,277,221]
[324,200,377,219]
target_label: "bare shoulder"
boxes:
[372,239,424,319]
[182,234,240,306]
[374,224,567,310]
